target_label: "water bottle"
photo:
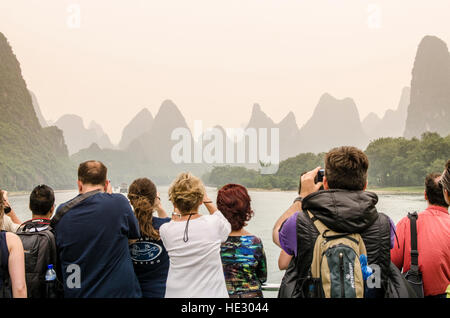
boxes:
[359,254,373,281]
[359,254,375,298]
[45,264,57,298]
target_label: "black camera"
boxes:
[315,169,325,183]
[298,169,325,194]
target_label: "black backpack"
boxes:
[384,262,418,298]
[16,221,60,298]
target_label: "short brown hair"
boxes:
[169,172,204,215]
[325,146,369,191]
[78,160,107,186]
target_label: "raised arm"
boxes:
[154,192,169,218]
[272,201,302,247]
[203,192,218,215]
[3,191,22,225]
[272,167,323,247]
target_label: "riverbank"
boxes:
[245,186,423,195]
[7,188,78,197]
[367,186,423,195]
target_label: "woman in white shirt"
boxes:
[159,172,231,298]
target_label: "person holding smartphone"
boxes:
[1,189,22,232]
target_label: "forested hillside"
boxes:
[0,32,74,190]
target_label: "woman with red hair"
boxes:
[217,184,267,298]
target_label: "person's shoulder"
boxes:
[159,220,172,233]
[5,231,22,249]
[100,193,131,209]
[248,235,263,246]
[208,210,229,223]
[55,201,67,213]
[376,212,396,226]
[281,211,299,231]
[201,211,220,223]
[103,192,129,203]
[153,217,171,228]
[394,214,410,229]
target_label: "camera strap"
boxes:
[50,190,101,229]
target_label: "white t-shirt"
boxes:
[2,215,20,232]
[159,210,231,298]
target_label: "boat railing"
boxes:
[261,283,280,292]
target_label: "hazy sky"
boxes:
[1,0,449,143]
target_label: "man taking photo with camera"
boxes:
[273,146,395,298]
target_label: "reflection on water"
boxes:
[9,187,427,298]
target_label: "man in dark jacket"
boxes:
[273,146,395,298]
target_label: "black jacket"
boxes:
[278,189,391,298]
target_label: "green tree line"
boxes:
[204,132,450,190]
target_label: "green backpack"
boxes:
[307,211,366,298]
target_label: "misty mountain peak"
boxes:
[278,111,298,129]
[247,103,275,128]
[87,142,102,151]
[418,35,449,55]
[315,93,360,121]
[88,120,105,137]
[404,35,450,138]
[281,111,295,121]
[118,107,154,150]
[155,99,186,123]
[56,114,85,128]
[297,93,368,153]
[160,99,179,112]
[136,107,153,119]
[252,103,262,113]
[54,114,114,154]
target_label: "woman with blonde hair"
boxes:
[128,178,170,298]
[159,172,231,298]
[0,189,27,297]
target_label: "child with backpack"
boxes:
[16,185,62,298]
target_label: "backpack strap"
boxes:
[50,190,101,229]
[407,212,419,273]
[307,210,359,245]
[307,210,328,235]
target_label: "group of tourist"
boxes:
[0,146,448,298]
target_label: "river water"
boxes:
[9,186,427,298]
